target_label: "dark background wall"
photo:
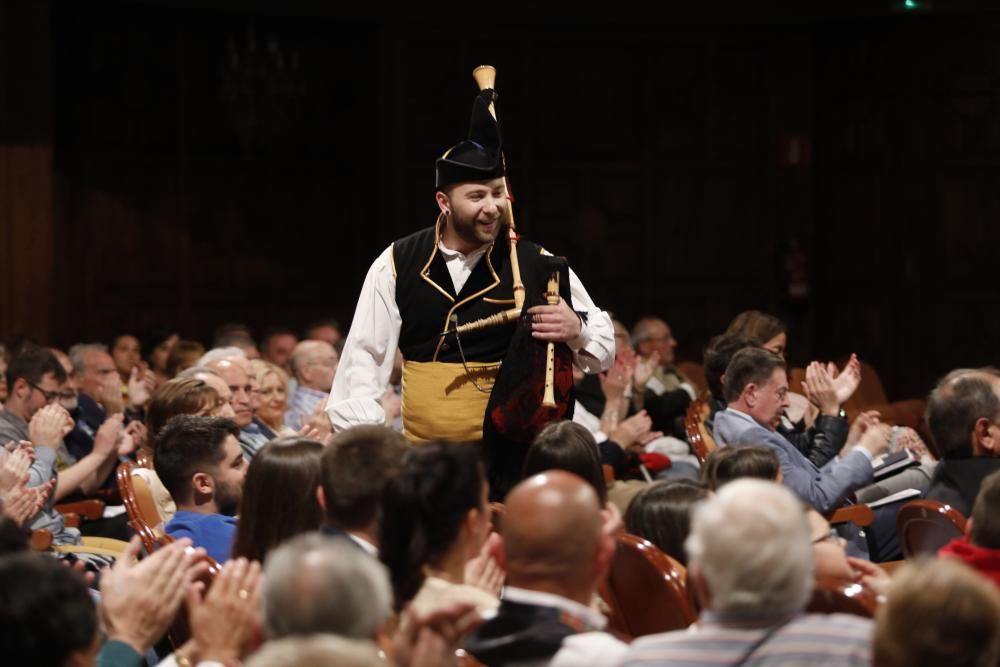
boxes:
[2,0,998,400]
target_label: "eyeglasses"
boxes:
[29,382,60,403]
[811,527,844,545]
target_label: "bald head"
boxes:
[502,471,607,587]
[927,367,1000,459]
[291,341,339,390]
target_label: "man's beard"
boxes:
[216,482,242,517]
[449,207,503,248]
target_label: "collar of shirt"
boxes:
[699,608,799,630]
[502,586,607,631]
[438,240,490,294]
[724,406,764,429]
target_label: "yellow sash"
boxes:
[402,360,501,442]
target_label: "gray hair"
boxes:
[244,636,383,667]
[263,533,392,640]
[67,343,109,375]
[196,347,247,368]
[177,366,220,380]
[630,317,665,349]
[685,479,813,615]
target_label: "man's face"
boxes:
[440,178,508,251]
[302,346,339,392]
[263,333,297,371]
[195,372,237,420]
[638,320,677,364]
[51,352,79,411]
[211,434,248,516]
[111,335,141,377]
[21,372,61,419]
[612,321,633,357]
[77,351,118,401]
[747,368,791,432]
[308,326,341,348]
[212,361,253,428]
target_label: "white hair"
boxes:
[685,479,813,614]
[244,635,383,667]
[263,533,392,640]
[196,346,247,367]
[67,343,109,375]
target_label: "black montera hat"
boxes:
[435,89,505,190]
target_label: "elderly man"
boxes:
[286,341,338,432]
[465,470,626,666]
[621,479,872,666]
[925,368,1000,516]
[260,327,299,376]
[713,347,889,514]
[199,349,270,459]
[328,72,613,498]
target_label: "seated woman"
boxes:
[701,446,782,490]
[623,479,710,565]
[379,442,498,620]
[232,437,324,563]
[808,507,889,596]
[250,359,294,439]
[524,421,610,506]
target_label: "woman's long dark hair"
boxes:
[523,420,608,505]
[231,437,324,563]
[379,441,485,611]
[624,478,710,565]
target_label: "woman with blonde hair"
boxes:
[250,359,295,438]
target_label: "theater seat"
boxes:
[684,393,716,465]
[117,461,168,554]
[807,577,880,617]
[896,499,967,558]
[599,533,696,638]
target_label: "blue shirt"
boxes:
[164,510,238,563]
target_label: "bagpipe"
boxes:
[445,65,576,447]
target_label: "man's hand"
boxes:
[0,441,33,495]
[528,297,582,343]
[28,404,74,449]
[123,421,148,454]
[127,366,156,409]
[100,536,203,656]
[2,477,53,525]
[93,414,125,459]
[803,362,840,416]
[601,501,624,540]
[858,423,892,458]
[832,354,862,405]
[187,557,262,664]
[100,375,125,415]
[598,354,633,404]
[847,556,891,597]
[632,350,661,393]
[844,410,881,456]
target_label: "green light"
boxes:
[903,0,919,8]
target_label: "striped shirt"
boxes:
[619,612,872,667]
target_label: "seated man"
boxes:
[262,532,392,640]
[620,479,872,666]
[713,347,889,513]
[201,349,270,459]
[317,425,408,556]
[465,470,627,667]
[286,341,338,432]
[155,414,247,562]
[925,368,1000,516]
[630,316,695,437]
[940,469,1000,587]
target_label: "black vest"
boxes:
[392,225,554,364]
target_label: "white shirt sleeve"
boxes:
[566,266,615,374]
[326,246,401,431]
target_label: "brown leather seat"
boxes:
[116,461,168,554]
[684,392,716,465]
[896,499,967,558]
[600,533,697,638]
[806,577,880,617]
[828,503,874,528]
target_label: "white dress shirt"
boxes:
[327,240,615,431]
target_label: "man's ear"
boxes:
[12,377,29,400]
[435,190,451,216]
[490,532,507,572]
[973,417,997,455]
[191,471,214,496]
[316,485,327,512]
[594,532,615,581]
[744,383,758,408]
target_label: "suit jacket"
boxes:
[713,408,872,512]
[927,458,1000,517]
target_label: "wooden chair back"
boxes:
[806,577,880,618]
[599,533,697,638]
[684,392,716,465]
[117,461,167,554]
[896,499,967,558]
[828,503,874,528]
[676,361,707,395]
[135,448,153,469]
